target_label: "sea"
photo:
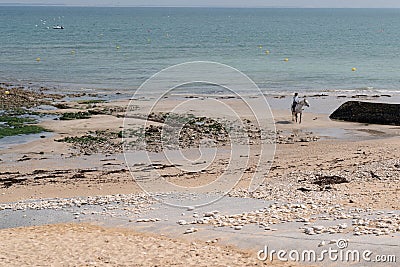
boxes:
[1,6,400,96]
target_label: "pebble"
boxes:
[297,218,309,222]
[186,198,399,237]
[177,220,187,225]
[224,158,399,232]
[1,189,398,238]
[304,228,315,235]
[312,225,325,232]
[184,228,198,234]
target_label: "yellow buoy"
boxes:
[352,67,357,71]
[71,50,75,54]
[36,57,41,62]
[284,58,289,62]
[116,46,120,49]
[258,45,263,49]
[265,50,270,55]
[5,90,10,95]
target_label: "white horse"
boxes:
[292,99,310,124]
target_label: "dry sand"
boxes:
[0,223,298,267]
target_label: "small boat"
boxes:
[53,25,64,29]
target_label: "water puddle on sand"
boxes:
[313,127,395,141]
[0,132,54,150]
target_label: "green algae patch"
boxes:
[0,115,48,138]
[59,111,91,120]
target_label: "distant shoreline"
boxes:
[1,5,400,9]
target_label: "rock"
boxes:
[329,229,338,234]
[312,225,325,232]
[234,226,243,230]
[177,220,187,225]
[304,228,315,235]
[297,217,309,222]
[330,101,400,126]
[318,241,326,247]
[312,175,348,186]
[184,228,198,234]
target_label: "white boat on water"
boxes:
[53,25,64,29]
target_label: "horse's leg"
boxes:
[295,113,298,123]
[299,113,302,124]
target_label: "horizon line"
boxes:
[1,4,400,9]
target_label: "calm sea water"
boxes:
[1,6,400,95]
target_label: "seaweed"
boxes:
[59,111,91,120]
[55,130,123,154]
[0,115,47,138]
[76,99,106,104]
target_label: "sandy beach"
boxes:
[2,4,400,266]
[0,87,399,266]
[1,223,293,267]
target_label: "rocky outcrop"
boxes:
[330,101,400,125]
